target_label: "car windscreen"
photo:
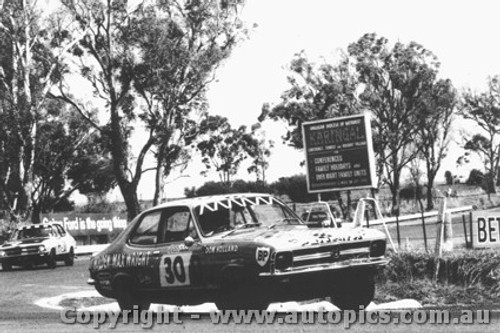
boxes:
[194,196,302,236]
[12,226,52,240]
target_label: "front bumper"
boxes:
[260,256,389,277]
[0,252,49,265]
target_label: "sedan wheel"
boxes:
[46,250,57,269]
[330,271,375,311]
[2,263,12,271]
[114,279,151,312]
[64,248,74,266]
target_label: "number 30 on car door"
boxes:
[159,253,192,287]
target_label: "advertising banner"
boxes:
[41,213,128,237]
[302,113,377,193]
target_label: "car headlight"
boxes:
[275,251,293,270]
[38,245,46,252]
[370,240,386,257]
[0,251,5,257]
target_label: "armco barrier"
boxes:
[362,206,473,227]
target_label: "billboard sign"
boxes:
[41,213,127,237]
[471,213,500,248]
[302,113,376,193]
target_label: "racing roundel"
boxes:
[256,247,270,267]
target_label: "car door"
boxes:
[156,206,203,290]
[126,209,163,290]
[54,224,73,254]
[50,225,66,254]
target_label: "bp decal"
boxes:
[256,247,270,267]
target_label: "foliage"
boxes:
[197,115,259,184]
[127,0,247,205]
[260,33,450,215]
[347,33,442,214]
[399,184,424,200]
[458,75,500,193]
[414,79,456,210]
[247,123,273,183]
[57,0,246,219]
[31,101,115,216]
[380,250,500,295]
[270,174,339,203]
[444,170,454,185]
[259,50,361,148]
[375,280,499,307]
[184,180,271,198]
[0,0,80,221]
[466,169,484,186]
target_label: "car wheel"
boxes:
[330,270,375,311]
[2,263,12,271]
[46,250,57,269]
[216,269,269,310]
[64,247,74,266]
[114,278,151,312]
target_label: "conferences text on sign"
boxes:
[302,113,376,193]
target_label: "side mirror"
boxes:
[184,236,195,247]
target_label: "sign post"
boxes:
[302,113,377,193]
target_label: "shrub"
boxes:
[379,249,500,296]
[399,185,423,200]
[444,171,453,185]
[467,169,484,186]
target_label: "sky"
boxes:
[101,0,500,201]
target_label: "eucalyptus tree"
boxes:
[261,34,448,214]
[197,115,259,185]
[347,33,442,214]
[0,0,82,221]
[415,79,456,209]
[458,75,500,193]
[57,0,246,219]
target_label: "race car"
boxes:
[0,223,76,270]
[87,193,388,310]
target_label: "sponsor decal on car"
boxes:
[204,245,239,254]
[256,247,270,267]
[159,253,192,287]
[94,251,154,270]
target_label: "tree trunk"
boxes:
[370,188,379,201]
[153,149,165,207]
[426,173,435,211]
[390,172,400,216]
[119,181,141,221]
[31,203,41,224]
[109,106,140,221]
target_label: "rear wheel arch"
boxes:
[111,273,138,290]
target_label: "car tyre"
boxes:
[46,249,57,269]
[330,270,375,311]
[114,278,151,312]
[64,247,74,266]
[2,263,12,271]
[215,268,269,310]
